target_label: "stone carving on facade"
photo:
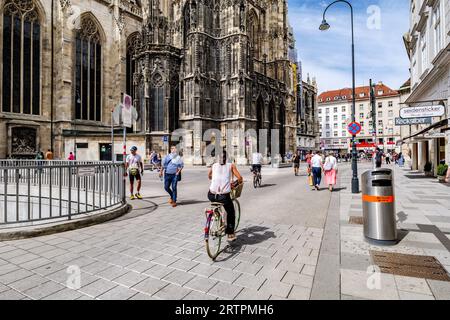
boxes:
[11,127,37,155]
[4,0,37,16]
[110,8,125,33]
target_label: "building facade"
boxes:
[297,75,319,156]
[403,0,450,174]
[0,0,303,164]
[318,83,402,155]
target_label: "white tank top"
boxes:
[209,163,232,194]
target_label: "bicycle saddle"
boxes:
[210,202,224,207]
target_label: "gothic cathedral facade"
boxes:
[0,0,306,163]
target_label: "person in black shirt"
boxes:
[375,148,384,168]
[293,150,301,176]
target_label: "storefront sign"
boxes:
[400,105,445,119]
[395,117,432,126]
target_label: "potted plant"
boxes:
[437,164,448,183]
[424,162,433,176]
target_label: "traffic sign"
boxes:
[347,122,362,136]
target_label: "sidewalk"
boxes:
[336,163,450,300]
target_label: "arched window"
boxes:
[126,33,141,100]
[75,16,102,121]
[2,0,40,115]
[247,10,259,59]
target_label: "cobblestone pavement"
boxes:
[1,162,449,300]
[0,165,330,300]
[338,163,450,300]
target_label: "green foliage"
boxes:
[437,164,448,176]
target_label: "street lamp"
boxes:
[320,0,359,194]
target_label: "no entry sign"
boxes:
[348,122,362,136]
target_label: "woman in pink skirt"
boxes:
[324,152,338,192]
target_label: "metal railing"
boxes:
[0,160,126,229]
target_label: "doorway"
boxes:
[99,143,112,161]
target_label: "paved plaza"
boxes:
[0,163,449,300]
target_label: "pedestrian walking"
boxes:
[293,150,301,176]
[397,152,405,167]
[311,151,323,191]
[45,149,54,160]
[161,146,184,207]
[386,152,391,165]
[125,146,144,200]
[445,163,450,183]
[324,152,338,192]
[208,150,243,242]
[35,151,44,173]
[374,148,384,168]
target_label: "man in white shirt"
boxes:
[125,146,144,200]
[251,151,263,174]
[311,151,323,191]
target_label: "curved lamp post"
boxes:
[320,0,359,194]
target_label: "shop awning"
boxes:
[401,118,448,143]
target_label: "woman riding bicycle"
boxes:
[207,150,243,242]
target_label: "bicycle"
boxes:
[251,167,262,188]
[204,183,242,261]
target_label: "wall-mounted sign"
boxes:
[400,105,445,119]
[424,132,446,138]
[395,117,432,126]
[77,167,96,177]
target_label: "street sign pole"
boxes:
[111,109,114,163]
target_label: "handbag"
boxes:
[177,172,182,181]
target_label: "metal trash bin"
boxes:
[362,169,397,243]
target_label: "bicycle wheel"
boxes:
[205,210,224,260]
[253,174,258,188]
[258,174,262,187]
[233,199,241,233]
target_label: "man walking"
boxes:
[375,148,384,168]
[161,146,184,207]
[386,152,391,165]
[311,151,323,191]
[125,146,144,200]
[293,150,301,176]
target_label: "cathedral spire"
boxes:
[149,0,161,18]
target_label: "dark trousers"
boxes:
[208,191,235,235]
[164,174,178,202]
[312,167,322,186]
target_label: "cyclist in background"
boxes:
[125,146,144,200]
[208,150,243,242]
[251,150,263,175]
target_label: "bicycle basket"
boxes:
[230,182,244,200]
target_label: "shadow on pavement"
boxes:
[176,200,210,206]
[215,225,276,262]
[258,184,277,188]
[331,187,347,192]
[111,200,159,222]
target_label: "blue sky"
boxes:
[288,0,410,93]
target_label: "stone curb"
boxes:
[0,203,131,241]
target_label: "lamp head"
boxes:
[319,19,330,31]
